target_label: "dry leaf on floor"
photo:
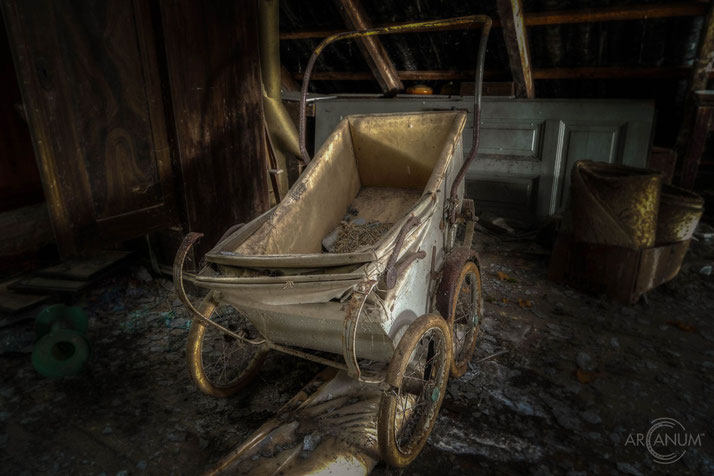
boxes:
[518,299,533,308]
[666,320,696,333]
[501,297,508,304]
[496,271,518,283]
[576,368,595,384]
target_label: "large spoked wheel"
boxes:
[378,314,452,468]
[436,248,483,378]
[446,261,482,377]
[186,296,268,397]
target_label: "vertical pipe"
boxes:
[259,0,301,161]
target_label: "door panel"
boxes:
[555,121,627,211]
[3,0,177,255]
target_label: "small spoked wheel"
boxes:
[186,296,268,397]
[378,314,452,467]
[447,260,482,377]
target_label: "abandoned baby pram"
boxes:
[174,14,491,467]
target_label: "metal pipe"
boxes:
[259,0,301,160]
[298,15,492,168]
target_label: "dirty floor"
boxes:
[1,229,713,475]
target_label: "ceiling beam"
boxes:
[334,0,403,95]
[526,3,708,26]
[497,0,535,98]
[280,2,707,40]
[280,64,300,92]
[292,66,714,82]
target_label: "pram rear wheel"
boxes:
[378,313,452,467]
[436,250,483,378]
[446,260,482,377]
[186,295,268,397]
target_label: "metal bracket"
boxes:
[342,280,381,383]
[173,232,265,346]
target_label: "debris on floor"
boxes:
[1,227,713,474]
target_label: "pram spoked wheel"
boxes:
[186,295,268,397]
[437,249,483,378]
[378,314,452,467]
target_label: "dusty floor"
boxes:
[1,228,713,475]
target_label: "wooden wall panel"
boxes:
[0,17,43,213]
[2,0,177,255]
[160,0,269,260]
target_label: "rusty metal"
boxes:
[571,160,664,249]
[393,249,427,282]
[460,198,476,247]
[267,342,350,371]
[342,280,379,381]
[379,314,451,467]
[656,184,704,244]
[173,232,265,346]
[435,246,481,322]
[298,14,492,166]
[384,216,421,289]
[430,245,439,280]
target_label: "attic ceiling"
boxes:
[278,0,711,146]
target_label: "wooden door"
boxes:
[2,0,177,255]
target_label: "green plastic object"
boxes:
[35,304,89,339]
[32,329,90,378]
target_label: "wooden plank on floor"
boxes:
[10,276,89,294]
[36,251,132,281]
[0,279,49,314]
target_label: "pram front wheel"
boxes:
[378,313,452,467]
[186,295,268,397]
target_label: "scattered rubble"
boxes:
[1,226,713,474]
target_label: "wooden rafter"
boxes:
[335,0,403,95]
[280,64,300,92]
[280,2,708,40]
[292,66,714,82]
[497,0,534,98]
[525,3,708,26]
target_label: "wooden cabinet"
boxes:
[2,0,268,261]
[3,0,177,255]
